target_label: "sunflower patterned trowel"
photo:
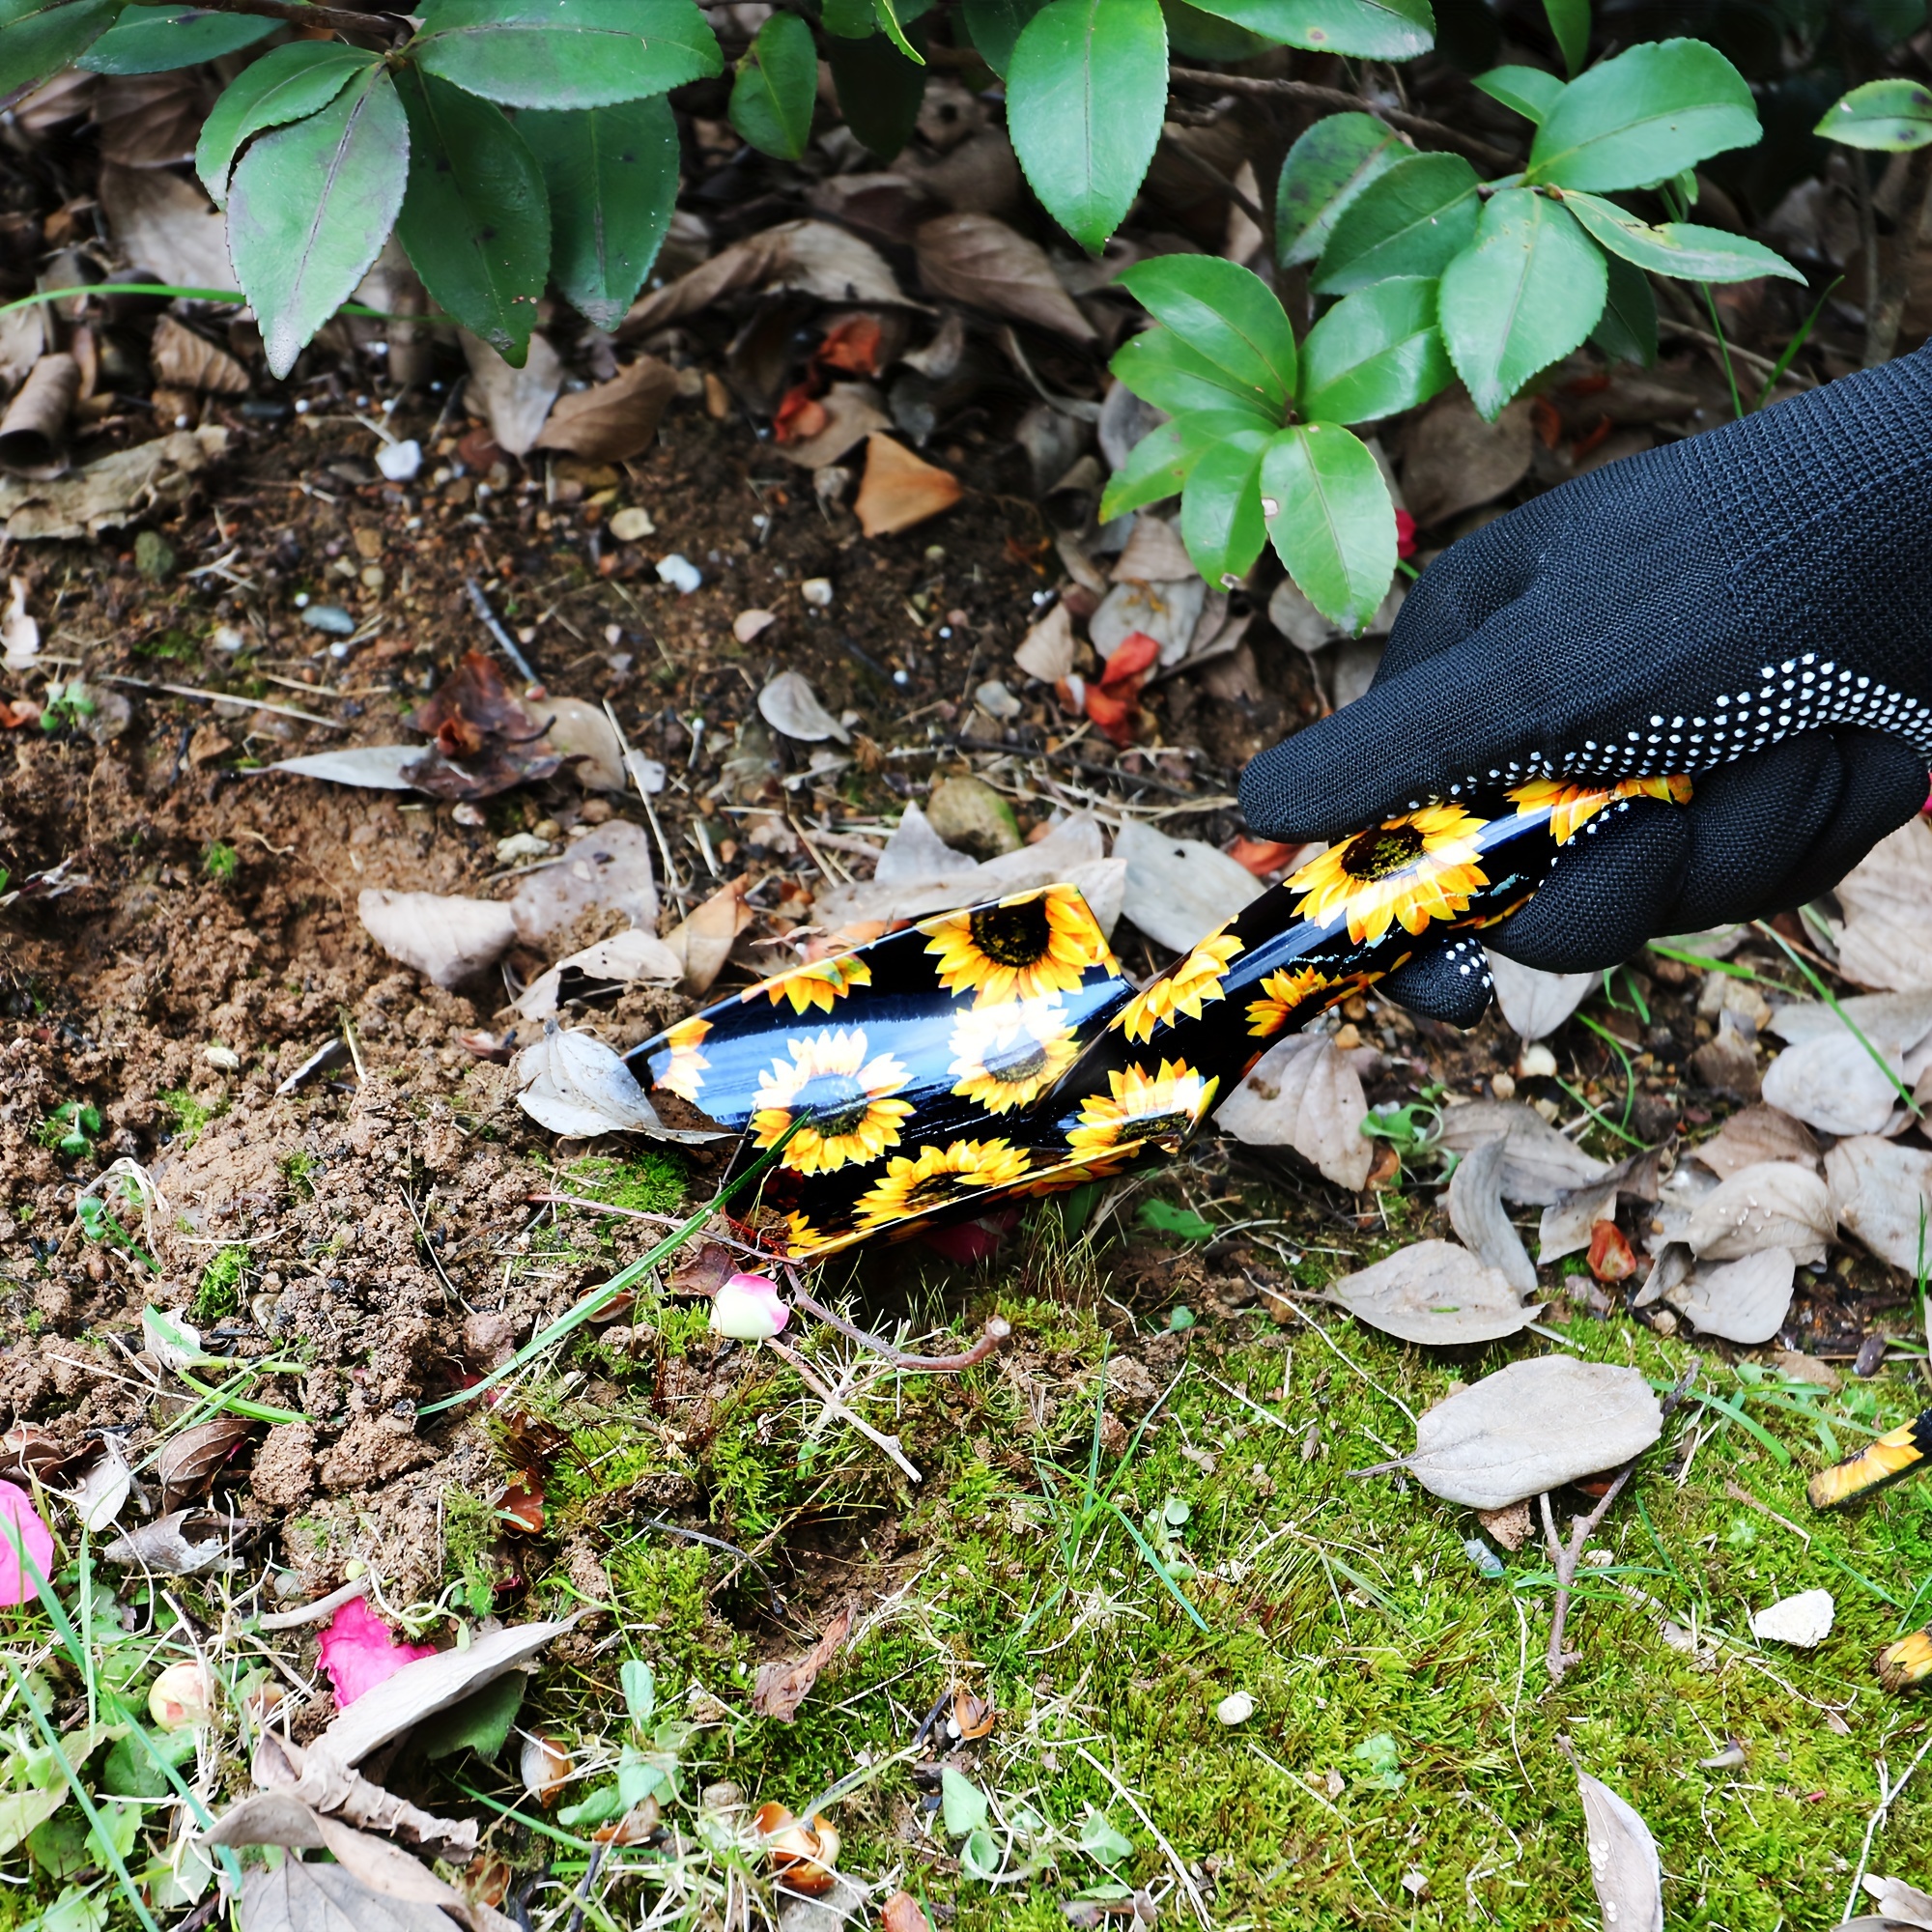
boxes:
[626,773,1693,1261]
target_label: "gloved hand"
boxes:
[1240,345,1932,1023]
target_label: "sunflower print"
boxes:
[1287,804,1489,946]
[854,1138,1031,1229]
[923,885,1114,1008]
[1245,964,1338,1038]
[1066,1059,1219,1162]
[749,952,873,1016]
[749,1027,915,1176]
[1508,774,1694,845]
[1878,1625,1932,1691]
[783,1210,832,1258]
[1805,1410,1932,1510]
[656,1015,712,1103]
[1119,931,1244,1044]
[948,999,1082,1114]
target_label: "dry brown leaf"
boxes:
[1690,1104,1820,1179]
[854,434,962,537]
[1536,1150,1660,1264]
[1476,1500,1532,1550]
[1764,988,1932,1048]
[1835,815,1932,992]
[534,355,676,463]
[1115,819,1262,952]
[1445,1136,1538,1294]
[270,746,421,790]
[150,316,248,396]
[914,213,1095,341]
[1577,1768,1663,1932]
[99,161,230,287]
[772,382,891,469]
[1435,1100,1609,1206]
[93,72,203,167]
[1684,1160,1833,1264]
[880,1890,935,1932]
[358,890,517,991]
[1825,1135,1932,1272]
[664,878,754,996]
[1013,600,1077,683]
[508,818,659,943]
[1861,1875,1932,1928]
[0,305,44,397]
[1111,514,1196,583]
[462,332,562,459]
[534,696,624,790]
[1400,390,1534,527]
[238,1855,453,1932]
[101,1509,251,1575]
[902,128,1022,217]
[1484,951,1593,1042]
[752,1607,852,1722]
[513,927,683,1023]
[623,220,909,337]
[1216,1030,1371,1190]
[0,355,77,477]
[1325,1238,1536,1345]
[251,1735,478,1863]
[156,1414,254,1507]
[1401,1357,1662,1509]
[1761,1032,1908,1136]
[514,1027,720,1143]
[14,69,95,137]
[0,425,227,540]
[1091,576,1207,668]
[1664,1247,1797,1345]
[758,669,850,745]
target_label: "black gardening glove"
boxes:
[1240,346,1932,1025]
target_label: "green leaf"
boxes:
[0,1788,67,1860]
[1100,419,1190,520]
[393,67,549,361]
[1817,77,1932,151]
[1008,0,1167,253]
[941,1767,989,1835]
[1525,38,1761,192]
[1296,274,1452,423]
[825,24,926,158]
[1179,427,1269,586]
[1111,329,1283,422]
[1472,64,1562,124]
[1078,1811,1135,1863]
[412,0,723,110]
[522,98,677,330]
[229,67,411,380]
[1312,151,1480,294]
[77,3,271,72]
[100,1727,193,1803]
[1177,0,1431,56]
[1275,110,1404,267]
[1117,255,1296,413]
[196,43,379,207]
[1262,421,1394,632]
[959,0,1041,71]
[620,1659,657,1728]
[1161,0,1270,60]
[1438,186,1605,417]
[728,9,815,159]
[1136,1198,1221,1240]
[820,0,872,31]
[0,0,118,97]
[872,0,924,61]
[417,1673,526,1762]
[1558,187,1805,283]
[1543,0,1585,75]
[961,1826,1002,1879]
[1590,245,1656,365]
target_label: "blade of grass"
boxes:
[1750,920,1921,1121]
[1552,1074,1648,1149]
[1755,275,1840,409]
[0,283,447,326]
[1684,1387,1792,1465]
[1105,1499,1210,1632]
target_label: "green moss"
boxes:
[442,1486,508,1618]
[203,842,239,881]
[280,1151,322,1202]
[559,1152,688,1221]
[157,1088,224,1149]
[191,1245,248,1323]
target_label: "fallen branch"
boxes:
[766,1339,922,1482]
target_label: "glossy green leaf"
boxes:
[1817,77,1932,151]
[1261,421,1394,632]
[1590,245,1656,366]
[1543,0,1585,75]
[872,0,924,60]
[1079,1812,1135,1864]
[196,43,376,207]
[522,98,678,330]
[826,24,926,158]
[78,3,270,72]
[0,0,118,97]
[1161,0,1270,59]
[417,1673,525,1762]
[1437,186,1605,418]
[394,67,549,361]
[1472,64,1562,125]
[1312,151,1480,294]
[1296,275,1452,423]
[1117,255,1296,413]
[1275,110,1404,267]
[229,66,411,380]
[1112,328,1281,420]
[1100,419,1188,519]
[1179,427,1269,586]
[728,9,815,159]
[821,0,872,31]
[941,1768,988,1835]
[412,0,722,110]
[1179,0,1431,56]
[1008,0,1167,253]
[959,0,1041,70]
[1526,38,1760,191]
[1559,187,1804,283]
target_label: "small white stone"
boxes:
[800,577,834,609]
[656,554,702,594]
[212,625,246,654]
[1749,1587,1834,1649]
[733,609,778,644]
[1215,1691,1254,1726]
[611,506,656,542]
[203,1044,241,1073]
[1518,1043,1558,1079]
[495,832,554,864]
[376,438,421,482]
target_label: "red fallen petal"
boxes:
[318,1597,436,1709]
[1587,1218,1636,1283]
[1100,630,1161,687]
[919,1210,1022,1264]
[774,385,828,444]
[814,315,883,376]
[1084,682,1139,747]
[1226,836,1307,878]
[1394,508,1417,559]
[1530,394,1562,449]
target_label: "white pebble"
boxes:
[376,438,422,482]
[1216,1691,1254,1726]
[800,577,834,609]
[1750,1588,1834,1649]
[656,554,702,594]
[611,506,656,542]
[203,1045,241,1072]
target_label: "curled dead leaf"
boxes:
[358,890,518,992]
[624,220,909,337]
[754,1802,842,1896]
[1435,1100,1610,1206]
[1326,1239,1536,1347]
[0,355,78,477]
[534,355,676,463]
[462,332,562,459]
[854,434,962,538]
[1684,1160,1833,1264]
[1663,1248,1796,1345]
[952,1685,996,1741]
[662,877,754,996]
[405,651,559,801]
[752,1607,851,1723]
[914,214,1096,342]
[1576,1767,1663,1932]
[1215,1031,1370,1191]
[156,1414,255,1508]
[758,669,850,745]
[150,315,248,396]
[1446,1136,1537,1295]
[515,1027,723,1143]
[1824,1135,1932,1272]
[1484,951,1593,1042]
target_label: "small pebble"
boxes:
[495,832,553,864]
[134,530,176,582]
[1518,1043,1557,1079]
[203,1045,241,1073]
[656,554,702,594]
[610,506,656,542]
[212,625,246,653]
[301,605,355,637]
[376,439,422,482]
[1854,1333,1887,1377]
[1215,1691,1254,1726]
[1463,1538,1504,1578]
[800,577,834,609]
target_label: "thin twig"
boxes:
[788,1279,1012,1373]
[1844,1732,1932,1919]
[765,1340,923,1482]
[103,673,347,731]
[465,577,538,684]
[1073,1746,1212,1930]
[1167,66,1516,169]
[257,1573,372,1632]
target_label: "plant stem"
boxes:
[1697,282,1746,419]
[172,0,409,39]
[1865,145,1932,366]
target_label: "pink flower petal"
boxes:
[0,1481,53,1608]
[317,1596,436,1709]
